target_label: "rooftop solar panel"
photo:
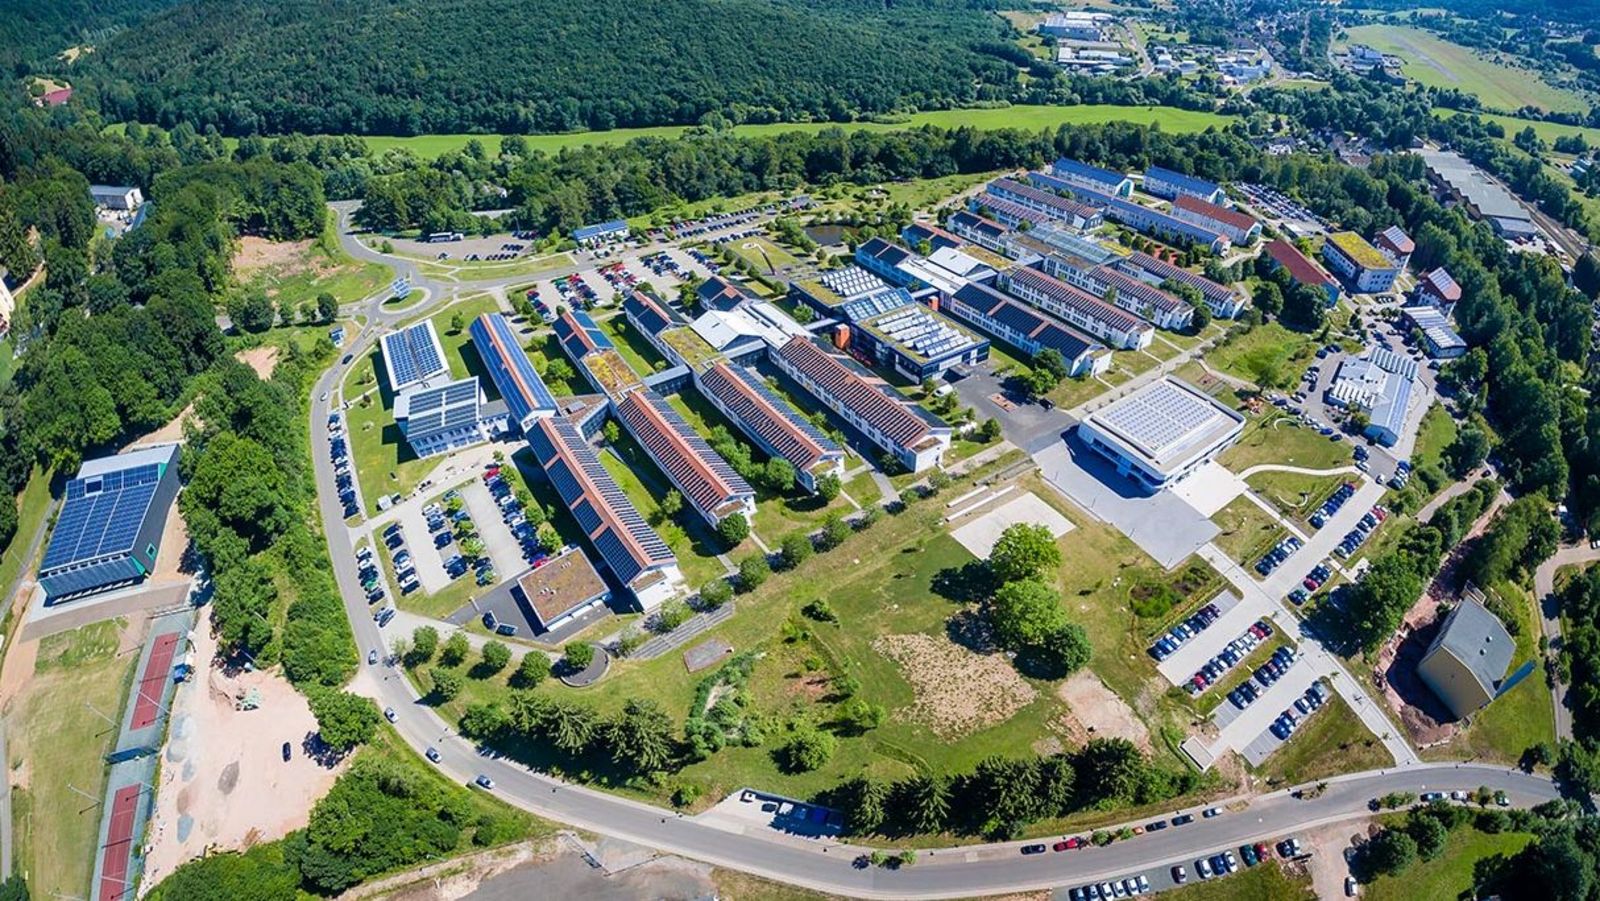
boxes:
[41,453,173,574]
[381,321,449,391]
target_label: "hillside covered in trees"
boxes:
[68,0,1025,136]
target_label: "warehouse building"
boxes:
[690,301,811,360]
[1049,157,1134,197]
[527,416,683,610]
[394,377,506,458]
[1116,252,1247,319]
[38,444,182,603]
[845,301,990,381]
[1265,239,1340,306]
[1077,377,1245,493]
[380,320,450,393]
[1375,225,1415,268]
[572,219,629,245]
[773,337,951,473]
[1142,166,1225,205]
[1039,10,1112,41]
[697,361,846,492]
[470,312,558,432]
[616,389,756,528]
[999,265,1154,350]
[1401,305,1468,358]
[1417,148,1538,239]
[1418,597,1514,720]
[1324,348,1418,446]
[944,281,1110,377]
[1171,195,1261,245]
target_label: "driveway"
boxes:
[1036,435,1219,569]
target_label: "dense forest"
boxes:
[0,0,181,70]
[65,0,1022,136]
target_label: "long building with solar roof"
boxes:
[944,281,1110,378]
[616,390,756,527]
[697,361,846,492]
[38,444,181,603]
[469,313,558,432]
[998,265,1153,350]
[381,320,450,392]
[528,416,684,610]
[1078,377,1245,492]
[553,308,643,399]
[772,337,951,473]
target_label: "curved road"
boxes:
[308,217,1570,899]
[1534,543,1600,743]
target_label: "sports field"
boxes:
[1343,25,1586,113]
[352,105,1235,159]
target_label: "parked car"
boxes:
[384,707,397,723]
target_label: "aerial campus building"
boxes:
[900,221,963,253]
[999,265,1155,350]
[1115,251,1248,319]
[511,545,611,632]
[699,361,847,491]
[1401,305,1467,359]
[381,320,507,458]
[616,389,757,528]
[1324,348,1418,446]
[947,210,1010,253]
[527,416,684,610]
[1171,195,1260,246]
[1030,170,1230,254]
[1417,596,1515,720]
[37,445,181,603]
[1049,157,1134,198]
[1375,225,1415,268]
[572,219,629,245]
[773,337,951,473]
[1142,166,1226,205]
[982,178,1104,230]
[469,312,560,432]
[1265,239,1340,306]
[1077,377,1246,493]
[1322,231,1400,294]
[943,281,1110,377]
[554,308,645,399]
[1416,267,1462,314]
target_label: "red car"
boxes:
[1064,836,1086,849]
[1052,841,1071,852]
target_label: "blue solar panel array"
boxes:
[401,379,480,443]
[554,309,613,361]
[623,291,674,337]
[382,322,448,389]
[470,313,558,428]
[42,463,163,572]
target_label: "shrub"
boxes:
[801,598,837,623]
[699,577,733,608]
[737,555,770,592]
[514,652,551,687]
[775,725,836,772]
[778,533,813,570]
[477,640,511,676]
[565,641,595,671]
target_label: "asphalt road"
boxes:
[307,212,1571,900]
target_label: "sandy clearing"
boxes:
[236,345,281,379]
[873,629,1037,740]
[1055,670,1153,754]
[140,609,345,888]
[233,236,314,277]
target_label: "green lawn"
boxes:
[596,313,667,376]
[0,337,13,386]
[341,347,435,513]
[1205,321,1318,390]
[1411,402,1458,474]
[1363,828,1534,901]
[423,294,506,382]
[11,620,141,901]
[1211,496,1288,567]
[1219,413,1353,474]
[0,467,54,600]
[1343,25,1586,113]
[1247,470,1348,522]
[412,252,577,282]
[335,105,1235,159]
[1251,694,1392,787]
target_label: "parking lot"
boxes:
[460,479,527,581]
[522,247,718,322]
[1239,680,1333,767]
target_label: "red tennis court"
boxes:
[131,632,180,730]
[97,784,140,900]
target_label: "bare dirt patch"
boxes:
[872,631,1037,739]
[237,345,281,379]
[233,236,314,278]
[141,609,346,886]
[1055,670,1153,754]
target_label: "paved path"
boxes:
[1235,463,1358,480]
[1533,543,1600,742]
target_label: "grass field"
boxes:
[1211,496,1288,567]
[0,468,54,600]
[1436,108,1600,147]
[1343,25,1586,113]
[1247,470,1348,522]
[1411,403,1458,475]
[321,105,1235,159]
[1206,321,1319,391]
[596,313,667,376]
[242,217,391,310]
[1164,861,1314,900]
[1219,413,1353,474]
[1251,694,1391,786]
[1363,827,1533,901]
[10,620,141,901]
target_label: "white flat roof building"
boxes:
[1078,377,1245,493]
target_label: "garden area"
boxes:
[1211,495,1289,567]
[1219,412,1353,474]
